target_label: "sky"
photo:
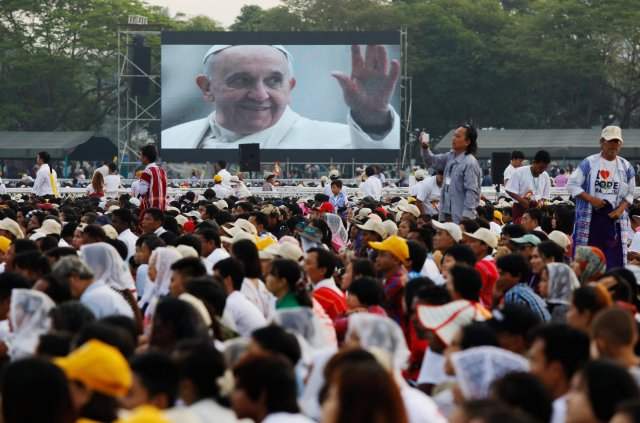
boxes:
[144,0,283,28]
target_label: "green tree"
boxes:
[230,5,265,31]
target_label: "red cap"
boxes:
[315,202,334,213]
[375,206,388,218]
[183,221,196,233]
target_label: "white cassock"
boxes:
[161,106,400,150]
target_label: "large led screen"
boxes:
[161,31,401,162]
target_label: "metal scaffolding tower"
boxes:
[399,28,413,169]
[117,16,163,170]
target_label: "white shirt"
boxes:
[204,248,230,273]
[410,178,427,197]
[416,175,441,215]
[489,221,503,236]
[503,163,516,184]
[417,348,454,385]
[313,277,343,295]
[154,226,167,236]
[0,177,6,195]
[232,182,252,199]
[213,184,230,199]
[505,165,551,202]
[217,168,232,189]
[32,164,57,196]
[360,175,382,200]
[222,291,267,337]
[104,174,122,193]
[188,399,246,423]
[420,258,441,281]
[262,413,315,423]
[630,232,640,253]
[551,395,567,423]
[94,165,110,178]
[241,278,273,320]
[401,386,448,423]
[80,280,134,319]
[118,229,138,261]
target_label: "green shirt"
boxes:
[276,291,301,309]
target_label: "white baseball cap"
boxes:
[601,125,623,142]
[431,220,462,243]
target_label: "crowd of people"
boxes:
[0,126,639,423]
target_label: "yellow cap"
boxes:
[256,237,276,251]
[55,339,131,397]
[118,405,172,423]
[407,197,416,204]
[369,235,409,262]
[493,210,503,224]
[0,236,11,253]
[213,174,223,182]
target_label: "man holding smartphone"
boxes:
[420,126,482,223]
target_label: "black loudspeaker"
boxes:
[239,144,261,172]
[491,152,512,185]
[128,45,151,96]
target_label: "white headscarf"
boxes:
[8,289,55,359]
[546,262,580,305]
[326,213,348,251]
[80,242,135,291]
[450,346,529,399]
[273,307,325,350]
[143,247,183,324]
[346,313,411,371]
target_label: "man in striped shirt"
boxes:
[137,144,167,219]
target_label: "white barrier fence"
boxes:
[4,186,579,202]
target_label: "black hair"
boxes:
[553,206,575,235]
[143,208,165,224]
[460,219,480,234]
[217,160,227,169]
[0,272,30,301]
[365,166,375,177]
[249,211,270,229]
[130,352,180,406]
[533,150,551,164]
[406,240,427,272]
[307,247,336,279]
[37,151,51,163]
[444,244,477,266]
[449,264,483,302]
[185,276,228,317]
[174,340,226,402]
[269,259,312,307]
[213,258,245,291]
[151,298,210,352]
[135,234,165,250]
[496,254,529,281]
[523,208,542,225]
[408,227,434,253]
[349,277,384,307]
[404,277,435,314]
[140,144,158,162]
[330,180,343,189]
[1,357,74,423]
[74,321,135,359]
[82,224,107,243]
[199,228,221,249]
[350,258,376,279]
[462,124,478,156]
[252,325,302,365]
[176,234,202,255]
[536,240,564,263]
[232,353,300,415]
[615,400,640,423]
[579,360,640,422]
[50,301,95,334]
[511,150,525,160]
[571,286,611,314]
[11,239,38,255]
[530,323,590,381]
[414,284,452,306]
[37,333,73,357]
[231,239,262,279]
[491,372,553,423]
[37,235,59,252]
[171,257,207,280]
[460,322,499,349]
[501,224,526,239]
